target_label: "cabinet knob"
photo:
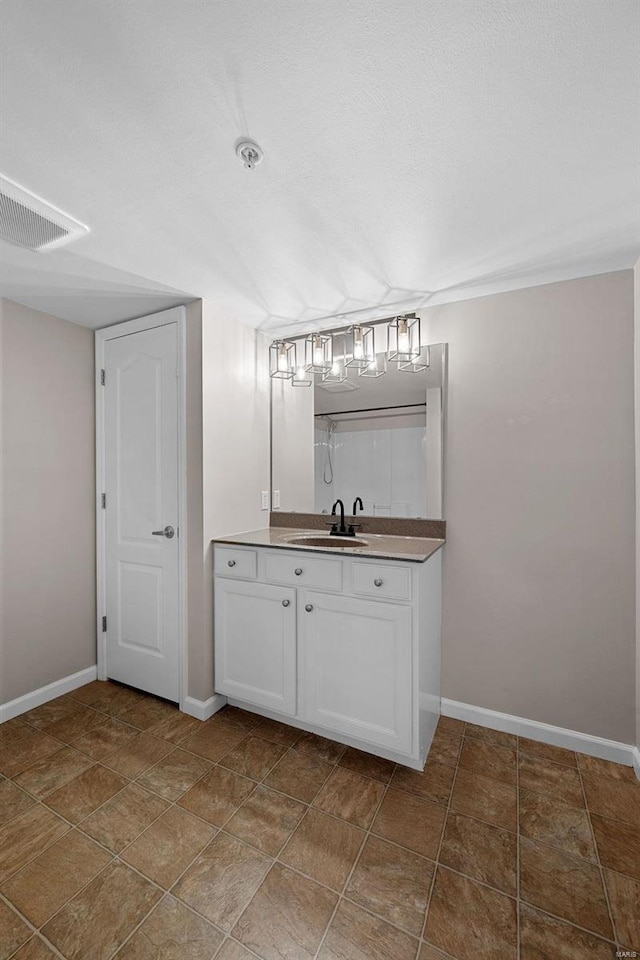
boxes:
[282,599,290,607]
[305,604,313,612]
[373,578,383,587]
[294,568,303,576]
[227,559,237,568]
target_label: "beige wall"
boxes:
[421,271,636,743]
[0,299,96,705]
[634,258,640,754]
[271,375,314,513]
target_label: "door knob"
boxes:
[305,604,313,612]
[373,578,383,587]
[152,526,175,539]
[282,599,290,607]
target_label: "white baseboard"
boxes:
[1,666,98,723]
[441,698,637,769]
[182,694,227,722]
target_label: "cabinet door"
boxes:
[300,591,413,753]
[215,579,296,715]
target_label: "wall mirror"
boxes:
[271,335,447,520]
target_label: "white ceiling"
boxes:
[1,0,638,331]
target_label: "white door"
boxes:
[300,591,413,752]
[215,579,297,715]
[104,321,180,701]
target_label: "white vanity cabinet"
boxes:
[213,542,442,770]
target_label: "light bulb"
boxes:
[353,326,364,360]
[295,366,306,381]
[398,319,410,355]
[312,336,324,366]
[277,344,289,372]
[331,361,340,376]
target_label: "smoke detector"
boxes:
[235,139,264,170]
[0,174,89,252]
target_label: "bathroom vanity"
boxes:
[212,528,443,770]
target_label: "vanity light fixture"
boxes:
[358,323,388,378]
[291,341,312,387]
[399,344,431,373]
[345,324,374,369]
[322,333,348,383]
[269,339,295,379]
[388,315,421,364]
[305,332,333,374]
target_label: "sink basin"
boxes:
[285,535,368,548]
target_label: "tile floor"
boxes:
[0,681,638,960]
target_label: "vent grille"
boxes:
[0,174,88,252]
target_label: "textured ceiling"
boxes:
[0,0,638,330]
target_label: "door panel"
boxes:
[301,591,412,752]
[215,578,297,715]
[104,322,179,701]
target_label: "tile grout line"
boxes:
[575,759,619,950]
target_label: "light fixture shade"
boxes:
[345,324,375,368]
[269,339,295,379]
[305,333,332,373]
[322,333,347,383]
[399,345,431,373]
[291,341,312,386]
[358,323,388,378]
[388,315,421,363]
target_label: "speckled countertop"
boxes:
[212,527,445,563]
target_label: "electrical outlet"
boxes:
[261,490,269,511]
[273,489,281,509]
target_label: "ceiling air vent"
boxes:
[0,174,89,252]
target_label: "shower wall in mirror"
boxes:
[271,342,447,520]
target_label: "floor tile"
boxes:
[178,765,256,826]
[590,814,640,880]
[119,697,178,731]
[217,706,262,733]
[71,717,139,760]
[439,811,516,895]
[250,716,302,747]
[116,894,224,960]
[518,753,584,807]
[583,775,640,828]
[68,680,123,711]
[0,898,31,960]
[219,735,288,781]
[136,748,211,801]
[458,738,517,786]
[338,746,396,783]
[424,865,517,960]
[436,715,465,736]
[0,829,112,926]
[94,685,146,719]
[280,807,365,891]
[519,738,578,767]
[346,834,434,936]
[10,938,60,960]
[182,720,246,763]
[122,805,216,889]
[603,868,640,949]
[232,862,337,960]
[519,836,612,938]
[293,732,347,764]
[174,832,271,931]
[0,804,69,882]
[0,779,35,825]
[318,898,418,960]
[0,719,31,750]
[263,750,333,803]
[22,696,79,730]
[103,732,173,779]
[576,754,638,783]
[149,712,204,745]
[81,781,168,852]
[313,766,385,828]
[13,747,94,799]
[372,787,445,859]
[43,705,107,744]
[0,731,61,778]
[390,759,455,805]
[427,729,462,767]
[450,767,517,831]
[418,945,451,960]
[42,860,161,960]
[518,902,616,959]
[464,723,517,750]
[44,764,128,823]
[226,784,306,855]
[215,942,257,960]
[519,788,596,860]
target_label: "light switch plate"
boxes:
[261,490,269,511]
[273,489,281,509]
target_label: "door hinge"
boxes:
[102,615,107,632]
[101,493,106,509]
[100,369,105,386]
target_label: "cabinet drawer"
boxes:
[215,547,257,579]
[352,562,412,601]
[265,551,342,591]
